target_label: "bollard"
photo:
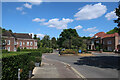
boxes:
[29,70,32,78]
[18,69,20,80]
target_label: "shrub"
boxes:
[17,47,20,52]
[61,49,77,54]
[35,57,41,63]
[2,51,42,80]
[2,50,8,53]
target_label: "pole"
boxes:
[18,69,20,80]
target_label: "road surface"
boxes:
[44,52,119,79]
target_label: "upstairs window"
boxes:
[7,40,10,45]
[108,40,112,44]
[20,41,22,46]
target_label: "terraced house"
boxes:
[87,32,120,51]
[2,31,37,51]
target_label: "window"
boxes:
[27,42,29,46]
[30,47,32,49]
[108,40,112,44]
[35,42,37,46]
[14,47,16,51]
[8,47,10,51]
[103,41,104,44]
[107,46,112,51]
[96,41,99,43]
[20,41,22,46]
[7,40,10,45]
[119,40,120,44]
[30,42,33,46]
[27,47,29,49]
[23,42,25,45]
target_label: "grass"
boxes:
[2,51,30,58]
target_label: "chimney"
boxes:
[29,33,32,38]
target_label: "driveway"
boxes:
[44,52,119,79]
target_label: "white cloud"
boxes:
[74,25,83,30]
[105,11,118,20]
[18,0,42,5]
[74,3,107,20]
[24,3,32,9]
[83,27,98,32]
[89,34,94,37]
[37,34,45,38]
[42,18,73,29]
[16,7,23,11]
[21,11,27,15]
[32,18,46,22]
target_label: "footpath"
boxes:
[30,54,83,79]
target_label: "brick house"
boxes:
[2,31,37,51]
[87,32,120,51]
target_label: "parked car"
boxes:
[114,49,120,53]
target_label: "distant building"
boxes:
[88,32,120,51]
[2,31,37,51]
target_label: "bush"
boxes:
[61,49,78,54]
[2,51,42,80]
[17,47,20,52]
[20,47,53,53]
[35,57,41,63]
[2,50,8,53]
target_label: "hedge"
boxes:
[2,51,42,80]
[20,47,53,53]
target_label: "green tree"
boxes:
[51,37,57,49]
[41,35,50,47]
[114,2,120,35]
[57,28,79,48]
[106,27,119,34]
[9,29,12,33]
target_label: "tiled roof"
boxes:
[14,33,32,39]
[103,33,119,38]
[91,32,119,39]
[2,31,14,37]
[2,31,32,39]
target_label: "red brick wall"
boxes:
[102,37,115,51]
[16,39,37,49]
[3,37,15,51]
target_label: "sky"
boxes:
[2,2,119,39]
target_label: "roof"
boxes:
[14,33,32,39]
[2,31,32,39]
[91,32,119,39]
[103,33,119,38]
[2,31,14,37]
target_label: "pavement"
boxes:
[31,54,83,79]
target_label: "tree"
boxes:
[51,37,57,49]
[114,2,120,35]
[41,35,50,47]
[57,28,79,48]
[106,27,119,34]
[9,29,12,33]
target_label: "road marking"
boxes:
[61,62,87,80]
[43,55,87,80]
